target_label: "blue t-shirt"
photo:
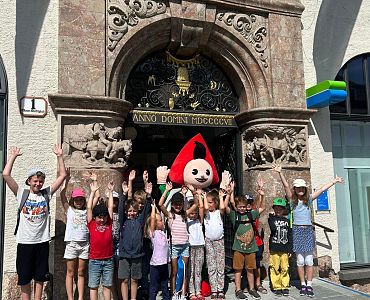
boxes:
[291,198,312,226]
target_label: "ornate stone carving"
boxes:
[243,125,307,168]
[216,12,268,68]
[107,0,167,50]
[63,122,132,168]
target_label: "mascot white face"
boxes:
[183,159,213,188]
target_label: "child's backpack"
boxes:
[14,189,50,235]
[233,211,258,247]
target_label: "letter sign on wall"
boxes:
[19,96,48,117]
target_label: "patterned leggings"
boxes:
[189,246,204,295]
[205,238,225,293]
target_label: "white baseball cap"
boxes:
[293,179,307,188]
[25,168,45,185]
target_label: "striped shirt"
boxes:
[169,214,188,245]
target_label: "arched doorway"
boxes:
[123,50,241,267]
[0,54,8,299]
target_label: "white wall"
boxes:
[0,0,59,275]
[301,0,370,271]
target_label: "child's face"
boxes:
[156,215,164,230]
[207,196,216,211]
[27,175,44,193]
[172,202,183,213]
[188,210,198,220]
[273,205,283,216]
[127,206,138,219]
[73,197,85,209]
[137,199,145,212]
[95,215,108,226]
[294,187,306,197]
[236,202,247,214]
[246,201,253,211]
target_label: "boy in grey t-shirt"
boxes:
[2,145,66,300]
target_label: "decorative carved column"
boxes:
[235,107,316,272]
[48,94,133,299]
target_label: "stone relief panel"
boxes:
[243,125,307,169]
[63,121,132,168]
[216,11,269,68]
[107,0,167,50]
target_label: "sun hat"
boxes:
[25,168,45,185]
[93,203,109,217]
[71,188,85,198]
[273,198,287,207]
[293,178,307,188]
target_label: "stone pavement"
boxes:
[219,277,370,300]
[157,276,370,300]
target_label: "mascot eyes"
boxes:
[192,169,198,175]
[206,169,210,176]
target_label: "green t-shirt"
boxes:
[228,209,259,254]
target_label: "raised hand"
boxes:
[53,144,63,157]
[122,181,129,193]
[145,182,153,195]
[90,180,100,192]
[333,175,344,184]
[143,170,149,184]
[9,146,22,157]
[272,164,282,173]
[165,181,173,191]
[186,184,195,193]
[157,166,170,184]
[129,170,136,181]
[107,180,114,191]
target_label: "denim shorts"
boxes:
[88,258,114,288]
[171,243,189,259]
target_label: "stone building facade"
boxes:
[3,0,369,298]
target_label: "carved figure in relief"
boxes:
[244,128,307,168]
[63,122,132,168]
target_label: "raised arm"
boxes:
[142,182,153,220]
[87,181,100,222]
[219,189,226,215]
[311,175,344,201]
[60,167,71,212]
[149,201,157,234]
[119,181,129,227]
[272,164,292,200]
[158,181,172,218]
[128,169,135,200]
[185,184,198,215]
[107,181,115,219]
[51,144,67,194]
[225,181,235,214]
[198,189,205,224]
[2,146,22,195]
[203,191,209,213]
[256,178,266,214]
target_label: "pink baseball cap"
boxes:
[71,188,85,198]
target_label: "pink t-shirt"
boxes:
[150,230,169,266]
[169,214,188,245]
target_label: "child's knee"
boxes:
[122,278,129,284]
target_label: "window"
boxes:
[330,54,370,119]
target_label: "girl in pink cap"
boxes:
[60,169,93,300]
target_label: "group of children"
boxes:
[3,145,344,300]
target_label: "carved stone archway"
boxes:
[106,4,272,110]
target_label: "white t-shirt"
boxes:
[16,186,53,244]
[187,218,205,246]
[204,210,224,241]
[64,207,89,242]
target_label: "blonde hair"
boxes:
[144,212,162,238]
[134,190,146,202]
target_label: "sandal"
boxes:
[217,292,225,299]
[257,285,268,294]
[210,293,218,299]
[196,293,204,300]
[190,294,198,300]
